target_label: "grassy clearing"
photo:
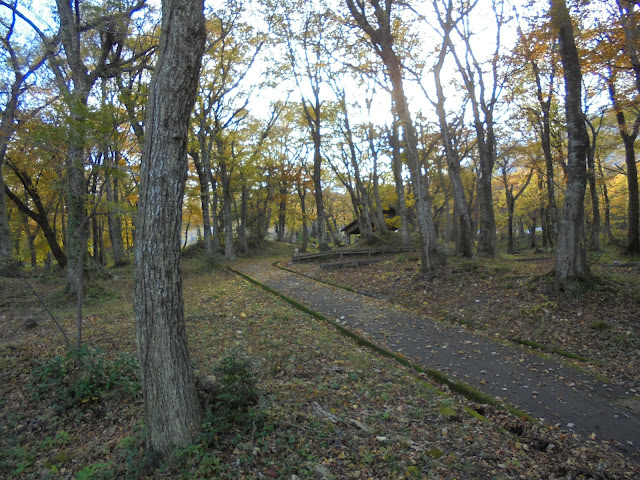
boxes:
[0,248,638,478]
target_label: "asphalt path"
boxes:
[233,259,640,461]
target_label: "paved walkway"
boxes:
[234,259,640,460]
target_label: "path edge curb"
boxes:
[275,261,600,374]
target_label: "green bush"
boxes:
[199,347,263,441]
[213,347,261,411]
[30,345,140,410]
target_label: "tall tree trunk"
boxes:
[54,0,93,294]
[341,99,374,244]
[551,0,590,291]
[372,162,389,236]
[388,124,411,247]
[529,213,537,249]
[66,143,89,294]
[21,208,37,269]
[531,59,558,245]
[92,212,100,261]
[300,91,328,251]
[326,214,341,246]
[240,181,248,254]
[390,69,441,270]
[507,190,515,254]
[585,121,601,251]
[277,182,287,242]
[607,77,640,254]
[221,170,235,259]
[369,124,389,235]
[0,166,11,271]
[297,181,309,253]
[190,150,213,256]
[211,177,221,251]
[597,155,617,246]
[623,134,640,253]
[445,0,503,256]
[106,153,127,266]
[433,42,473,257]
[133,0,205,454]
[345,0,444,267]
[217,141,235,260]
[311,136,328,250]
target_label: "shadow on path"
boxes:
[233,259,640,461]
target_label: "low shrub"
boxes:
[29,345,140,410]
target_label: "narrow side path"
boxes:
[233,259,640,460]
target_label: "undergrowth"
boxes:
[29,345,140,411]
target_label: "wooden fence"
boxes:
[291,246,414,263]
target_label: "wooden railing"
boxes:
[291,246,414,263]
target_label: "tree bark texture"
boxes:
[133,0,206,454]
[551,0,590,291]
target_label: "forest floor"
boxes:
[1,242,639,479]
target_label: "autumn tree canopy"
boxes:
[1,0,638,276]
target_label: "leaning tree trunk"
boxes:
[551,0,590,291]
[133,0,206,455]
